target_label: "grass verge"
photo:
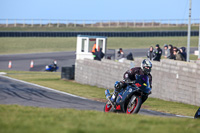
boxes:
[0,104,200,133]
[1,70,199,116]
[0,37,199,54]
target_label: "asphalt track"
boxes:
[0,47,198,72]
[0,74,190,117]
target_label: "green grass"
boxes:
[0,104,200,133]
[0,37,76,54]
[0,37,199,54]
[2,70,198,116]
[190,54,198,60]
[107,36,198,49]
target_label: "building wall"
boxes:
[75,58,200,106]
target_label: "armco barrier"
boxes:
[0,31,199,37]
[75,58,200,106]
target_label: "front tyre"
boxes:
[104,101,113,112]
[126,95,142,114]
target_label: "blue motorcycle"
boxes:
[104,75,151,114]
[45,64,59,72]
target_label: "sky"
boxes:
[0,0,200,21]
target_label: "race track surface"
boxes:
[0,48,197,72]
[0,75,180,117]
[0,75,103,110]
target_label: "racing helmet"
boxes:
[141,59,152,74]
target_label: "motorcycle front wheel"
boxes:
[126,95,142,114]
[104,101,113,112]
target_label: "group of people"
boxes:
[92,44,105,61]
[147,44,187,61]
[117,48,134,61]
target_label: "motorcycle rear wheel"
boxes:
[126,95,142,114]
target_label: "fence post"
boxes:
[83,20,85,27]
[91,20,93,27]
[6,19,8,27]
[14,20,16,27]
[151,20,154,27]
[159,20,161,27]
[134,21,136,27]
[168,19,170,27]
[40,19,42,27]
[49,20,51,27]
[142,20,145,27]
[57,20,59,28]
[23,19,25,27]
[31,20,34,27]
[66,20,68,27]
[74,20,76,27]
[117,21,120,28]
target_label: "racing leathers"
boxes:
[111,67,152,105]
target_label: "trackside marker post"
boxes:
[30,60,34,68]
[8,61,12,68]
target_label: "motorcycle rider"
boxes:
[109,59,152,106]
[53,60,57,68]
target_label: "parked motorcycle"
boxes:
[104,75,151,114]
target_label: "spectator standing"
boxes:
[173,47,185,61]
[180,47,187,61]
[147,46,155,60]
[93,49,98,60]
[92,43,97,53]
[164,44,170,59]
[92,43,100,53]
[97,48,105,61]
[117,48,125,60]
[126,52,134,60]
[168,44,174,59]
[153,44,162,61]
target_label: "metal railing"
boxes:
[0,19,199,28]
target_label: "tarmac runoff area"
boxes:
[0,73,194,118]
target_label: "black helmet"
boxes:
[141,59,152,74]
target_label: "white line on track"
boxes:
[175,115,194,119]
[0,74,87,100]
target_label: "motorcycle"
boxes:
[45,64,59,72]
[104,75,151,114]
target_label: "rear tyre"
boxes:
[104,101,113,112]
[126,95,142,114]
